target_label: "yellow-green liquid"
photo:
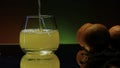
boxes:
[20,53,60,68]
[20,29,59,52]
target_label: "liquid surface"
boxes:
[20,29,59,52]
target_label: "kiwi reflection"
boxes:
[20,52,60,68]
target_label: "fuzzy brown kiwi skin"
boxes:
[77,23,93,47]
[109,25,120,50]
[77,23,110,53]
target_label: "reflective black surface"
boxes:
[0,44,80,68]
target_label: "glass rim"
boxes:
[26,15,54,18]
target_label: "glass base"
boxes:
[22,48,57,54]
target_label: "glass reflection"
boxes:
[20,52,60,68]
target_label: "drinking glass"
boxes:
[19,15,59,56]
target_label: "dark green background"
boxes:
[0,0,120,44]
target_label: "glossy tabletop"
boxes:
[0,44,80,68]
